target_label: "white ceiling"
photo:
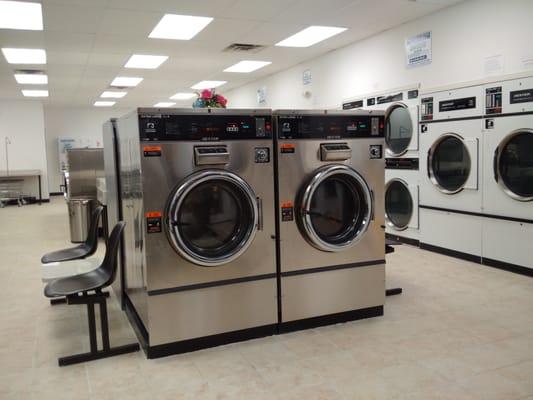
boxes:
[0,0,462,107]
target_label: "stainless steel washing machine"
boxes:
[274,110,386,331]
[116,108,277,357]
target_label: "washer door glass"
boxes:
[385,180,413,230]
[386,105,412,156]
[498,130,533,201]
[299,165,372,252]
[430,135,471,193]
[167,171,258,266]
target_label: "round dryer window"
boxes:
[386,104,413,156]
[298,164,372,252]
[385,179,413,230]
[166,170,258,266]
[496,129,533,201]
[429,134,471,194]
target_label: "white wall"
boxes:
[0,101,48,200]
[44,107,129,193]
[226,0,533,109]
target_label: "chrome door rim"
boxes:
[428,132,471,194]
[299,164,372,252]
[495,128,533,202]
[385,178,412,231]
[166,170,258,266]
[385,102,412,157]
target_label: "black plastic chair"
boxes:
[44,222,139,366]
[41,205,104,264]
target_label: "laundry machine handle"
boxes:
[370,190,375,221]
[426,149,431,178]
[256,197,263,231]
[493,147,499,182]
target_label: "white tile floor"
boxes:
[0,198,532,399]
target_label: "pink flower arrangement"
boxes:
[193,89,228,108]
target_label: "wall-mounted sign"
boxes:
[257,86,267,104]
[303,69,312,85]
[405,31,432,68]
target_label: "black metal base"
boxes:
[386,233,420,247]
[50,297,67,305]
[419,242,482,263]
[146,324,277,359]
[58,343,139,366]
[57,291,139,366]
[279,305,384,334]
[482,257,533,278]
[386,288,403,296]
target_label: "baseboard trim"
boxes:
[482,258,533,278]
[419,242,482,264]
[385,233,420,247]
[146,324,278,359]
[279,306,384,334]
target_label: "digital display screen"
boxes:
[278,115,383,139]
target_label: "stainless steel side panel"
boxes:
[66,148,104,199]
[277,138,385,272]
[148,279,277,346]
[281,265,385,322]
[116,111,149,328]
[140,140,276,291]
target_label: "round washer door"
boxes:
[495,129,533,201]
[385,103,413,157]
[428,133,471,194]
[298,164,373,252]
[166,170,258,266]
[385,179,413,231]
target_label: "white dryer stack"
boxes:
[418,84,484,261]
[344,86,421,244]
[481,76,533,273]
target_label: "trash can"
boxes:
[68,199,93,243]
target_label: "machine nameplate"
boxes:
[342,100,363,110]
[510,89,533,104]
[277,115,384,139]
[439,96,476,112]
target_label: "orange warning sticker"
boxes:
[280,143,295,154]
[143,146,162,157]
[143,145,161,152]
[281,201,293,208]
[145,211,162,218]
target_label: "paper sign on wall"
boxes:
[58,137,77,172]
[257,86,267,105]
[405,31,432,68]
[303,69,312,85]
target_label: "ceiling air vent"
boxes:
[223,43,266,53]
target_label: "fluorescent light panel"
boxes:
[125,54,168,69]
[170,92,196,100]
[224,60,271,73]
[14,73,47,84]
[22,89,48,97]
[276,26,347,47]
[110,77,143,87]
[2,48,46,64]
[149,14,213,40]
[94,101,115,107]
[101,91,127,98]
[191,80,226,90]
[154,102,175,107]
[0,1,43,30]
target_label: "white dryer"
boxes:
[419,84,484,261]
[343,87,421,243]
[481,76,533,274]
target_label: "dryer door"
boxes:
[166,170,259,266]
[495,129,533,201]
[298,164,373,252]
[385,178,418,230]
[385,103,414,156]
[428,133,474,194]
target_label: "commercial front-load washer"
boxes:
[117,108,277,357]
[343,86,421,244]
[274,109,386,331]
[419,84,484,261]
[482,76,533,273]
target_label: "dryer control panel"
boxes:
[276,114,384,139]
[138,113,272,141]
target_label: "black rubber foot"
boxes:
[58,343,140,366]
[386,288,403,296]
